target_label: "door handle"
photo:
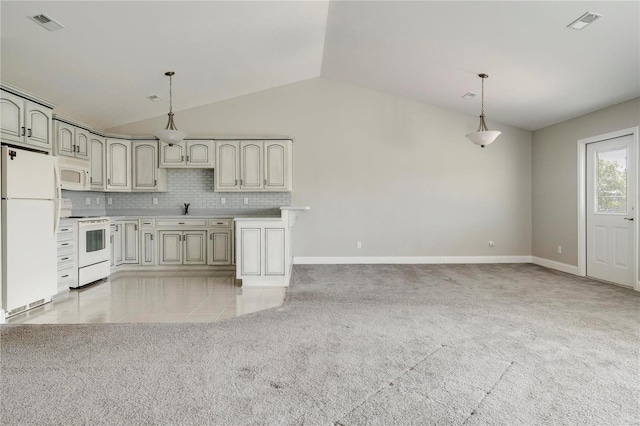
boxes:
[27,128,32,137]
[624,217,634,221]
[21,126,25,136]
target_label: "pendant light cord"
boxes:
[169,73,173,114]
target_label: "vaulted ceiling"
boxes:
[1,1,638,131]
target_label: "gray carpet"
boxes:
[1,264,639,425]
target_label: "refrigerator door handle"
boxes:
[53,160,62,235]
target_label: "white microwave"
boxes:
[56,156,90,191]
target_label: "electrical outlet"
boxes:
[96,198,100,205]
[85,197,91,205]
[152,197,158,205]
[244,197,249,205]
[489,241,494,247]
[357,241,362,249]
[220,198,226,204]
[107,198,112,205]
[557,245,562,254]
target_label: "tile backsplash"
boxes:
[63,169,290,216]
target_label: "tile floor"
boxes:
[7,270,287,324]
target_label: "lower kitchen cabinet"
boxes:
[159,230,207,265]
[140,229,156,266]
[238,226,285,277]
[110,222,123,269]
[122,221,139,264]
[56,220,77,292]
[208,229,232,265]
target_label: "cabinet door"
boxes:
[115,224,124,266]
[55,122,75,157]
[215,141,240,190]
[159,231,182,265]
[106,139,131,191]
[208,229,231,265]
[264,228,285,276]
[25,102,52,150]
[186,140,214,167]
[140,230,156,266]
[0,91,24,145]
[264,141,290,191]
[132,141,158,190]
[240,141,264,190]
[110,227,116,268]
[75,128,90,160]
[184,231,207,265]
[90,136,106,190]
[159,141,185,167]
[122,221,139,264]
[239,228,261,276]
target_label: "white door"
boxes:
[122,221,139,264]
[75,128,90,160]
[159,231,182,265]
[90,137,105,190]
[159,142,185,167]
[215,142,240,190]
[106,139,131,190]
[55,122,75,158]
[183,231,207,265]
[586,135,636,287]
[25,102,52,150]
[0,91,24,145]
[240,141,263,190]
[132,141,158,190]
[264,141,288,190]
[186,140,214,167]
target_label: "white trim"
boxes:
[577,126,639,291]
[294,256,532,265]
[531,256,579,275]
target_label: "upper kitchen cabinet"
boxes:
[132,140,167,192]
[0,89,54,152]
[54,120,90,160]
[159,139,214,168]
[89,134,106,191]
[106,138,131,191]
[215,140,292,192]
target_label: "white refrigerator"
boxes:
[1,146,59,316]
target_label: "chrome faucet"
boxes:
[184,203,190,215]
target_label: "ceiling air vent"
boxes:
[462,92,477,100]
[567,12,602,30]
[28,14,64,31]
[147,95,162,102]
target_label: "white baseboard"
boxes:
[531,256,579,275]
[294,256,533,265]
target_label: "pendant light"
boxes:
[466,73,501,148]
[154,71,187,146]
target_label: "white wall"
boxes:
[532,97,640,266]
[108,78,532,259]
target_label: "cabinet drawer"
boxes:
[209,218,232,227]
[57,240,74,250]
[156,219,208,227]
[57,267,76,285]
[57,252,74,267]
[140,219,155,227]
[58,224,75,234]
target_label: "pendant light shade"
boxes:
[154,71,187,146]
[466,73,500,148]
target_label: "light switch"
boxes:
[244,198,249,205]
[107,198,113,205]
[85,197,91,205]
[221,198,226,205]
[152,197,158,205]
